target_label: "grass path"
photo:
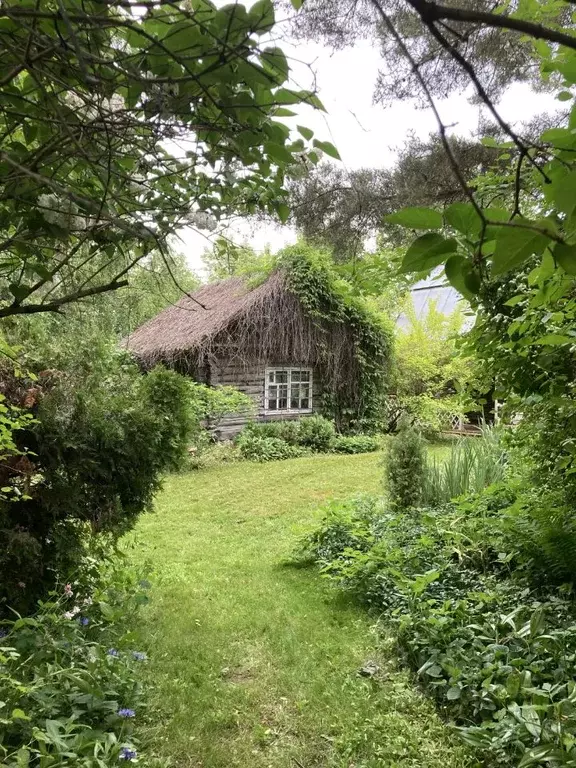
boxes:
[129,453,469,768]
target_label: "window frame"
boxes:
[264,366,313,415]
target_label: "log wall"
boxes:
[209,357,322,440]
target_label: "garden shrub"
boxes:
[239,415,336,456]
[299,484,576,767]
[332,434,380,454]
[294,414,335,451]
[384,420,427,510]
[0,353,195,616]
[242,419,301,445]
[237,434,305,462]
[0,555,151,767]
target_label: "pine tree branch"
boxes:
[405,0,576,52]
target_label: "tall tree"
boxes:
[288,134,499,259]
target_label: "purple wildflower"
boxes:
[131,651,147,661]
[117,708,136,718]
[0,629,7,639]
[119,747,137,761]
[107,648,120,657]
[78,617,89,626]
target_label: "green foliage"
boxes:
[278,244,394,431]
[0,556,151,767]
[238,415,336,459]
[0,349,195,614]
[186,441,241,472]
[332,435,380,454]
[384,422,427,511]
[237,433,305,462]
[0,1,321,318]
[392,297,484,437]
[295,414,336,451]
[423,429,507,505]
[190,383,256,433]
[202,238,271,281]
[300,483,576,766]
[242,419,301,445]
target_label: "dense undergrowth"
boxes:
[298,442,576,767]
[0,554,152,767]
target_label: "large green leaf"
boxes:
[554,242,576,274]
[386,207,443,230]
[399,233,458,274]
[249,0,275,34]
[491,221,551,275]
[533,334,573,346]
[262,47,289,83]
[550,170,576,217]
[444,203,481,238]
[313,139,341,160]
[444,255,479,299]
[445,203,508,240]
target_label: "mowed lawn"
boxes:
[128,452,469,768]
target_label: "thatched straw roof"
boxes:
[124,270,309,367]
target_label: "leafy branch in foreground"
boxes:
[0,0,328,317]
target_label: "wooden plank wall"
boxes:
[209,358,322,440]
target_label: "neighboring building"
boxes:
[124,269,387,438]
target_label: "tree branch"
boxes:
[406,0,576,52]
[0,279,129,318]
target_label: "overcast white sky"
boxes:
[176,18,561,286]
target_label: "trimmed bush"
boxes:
[332,435,380,454]
[295,414,335,451]
[242,419,301,445]
[237,434,305,462]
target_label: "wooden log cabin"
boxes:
[124,269,369,438]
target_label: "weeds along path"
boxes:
[129,453,469,768]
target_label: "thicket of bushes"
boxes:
[298,428,576,767]
[236,416,380,462]
[0,353,196,616]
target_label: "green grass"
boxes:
[129,452,470,768]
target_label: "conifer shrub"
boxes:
[384,420,427,510]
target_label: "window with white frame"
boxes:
[265,368,312,413]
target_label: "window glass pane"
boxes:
[291,371,301,383]
[268,371,275,382]
[268,399,277,410]
[278,397,288,409]
[299,370,310,382]
[276,370,288,383]
[290,396,299,409]
[301,398,309,409]
[300,385,310,399]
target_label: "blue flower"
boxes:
[107,648,120,657]
[118,708,136,718]
[131,651,147,661]
[119,747,137,761]
[78,617,89,626]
